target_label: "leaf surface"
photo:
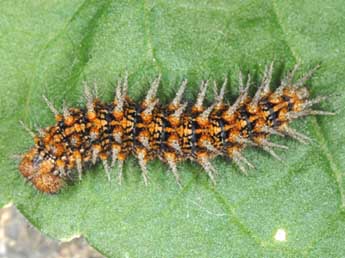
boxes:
[0,0,345,257]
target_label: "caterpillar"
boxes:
[19,63,334,193]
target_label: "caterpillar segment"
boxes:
[19,64,335,193]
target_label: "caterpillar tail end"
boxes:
[19,148,64,194]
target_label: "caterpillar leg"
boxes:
[203,141,223,156]
[295,64,320,87]
[111,144,121,167]
[101,158,111,182]
[279,125,312,144]
[229,149,255,175]
[114,73,128,113]
[287,110,335,120]
[255,139,288,161]
[164,153,182,188]
[194,80,209,109]
[171,79,187,107]
[10,153,25,161]
[117,159,124,185]
[144,74,161,104]
[282,62,300,87]
[213,76,227,103]
[42,95,59,116]
[225,73,250,117]
[91,145,101,164]
[84,83,95,113]
[197,152,217,185]
[19,120,36,138]
[76,156,83,181]
[137,149,149,186]
[251,61,274,105]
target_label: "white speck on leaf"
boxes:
[274,228,287,242]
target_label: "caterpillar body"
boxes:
[19,63,334,193]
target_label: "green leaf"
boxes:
[1,0,345,257]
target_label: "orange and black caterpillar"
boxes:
[19,63,334,193]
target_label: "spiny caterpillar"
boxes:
[19,63,334,193]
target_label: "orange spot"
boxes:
[195,116,209,127]
[74,123,85,133]
[54,134,63,142]
[99,152,108,160]
[283,88,295,97]
[101,120,107,126]
[67,158,75,169]
[168,115,181,127]
[136,147,147,156]
[56,159,65,168]
[138,130,150,138]
[278,109,288,121]
[238,119,247,128]
[92,144,102,152]
[254,119,266,133]
[292,100,304,112]
[167,104,178,112]
[90,127,99,136]
[42,134,51,144]
[249,115,259,123]
[141,113,153,123]
[87,111,97,121]
[192,106,204,113]
[53,143,65,157]
[55,114,63,122]
[118,152,127,161]
[212,125,221,135]
[273,102,288,112]
[167,134,179,146]
[64,115,75,126]
[247,104,259,114]
[83,155,91,162]
[148,124,156,134]
[227,130,240,143]
[164,151,176,161]
[214,103,225,110]
[196,151,208,159]
[221,112,236,122]
[268,93,282,104]
[112,126,123,138]
[73,150,81,160]
[113,110,124,120]
[64,127,75,136]
[93,119,103,128]
[120,117,129,128]
[34,136,40,145]
[198,135,211,146]
[195,128,204,134]
[112,143,121,152]
[38,160,54,175]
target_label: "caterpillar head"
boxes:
[19,147,64,193]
